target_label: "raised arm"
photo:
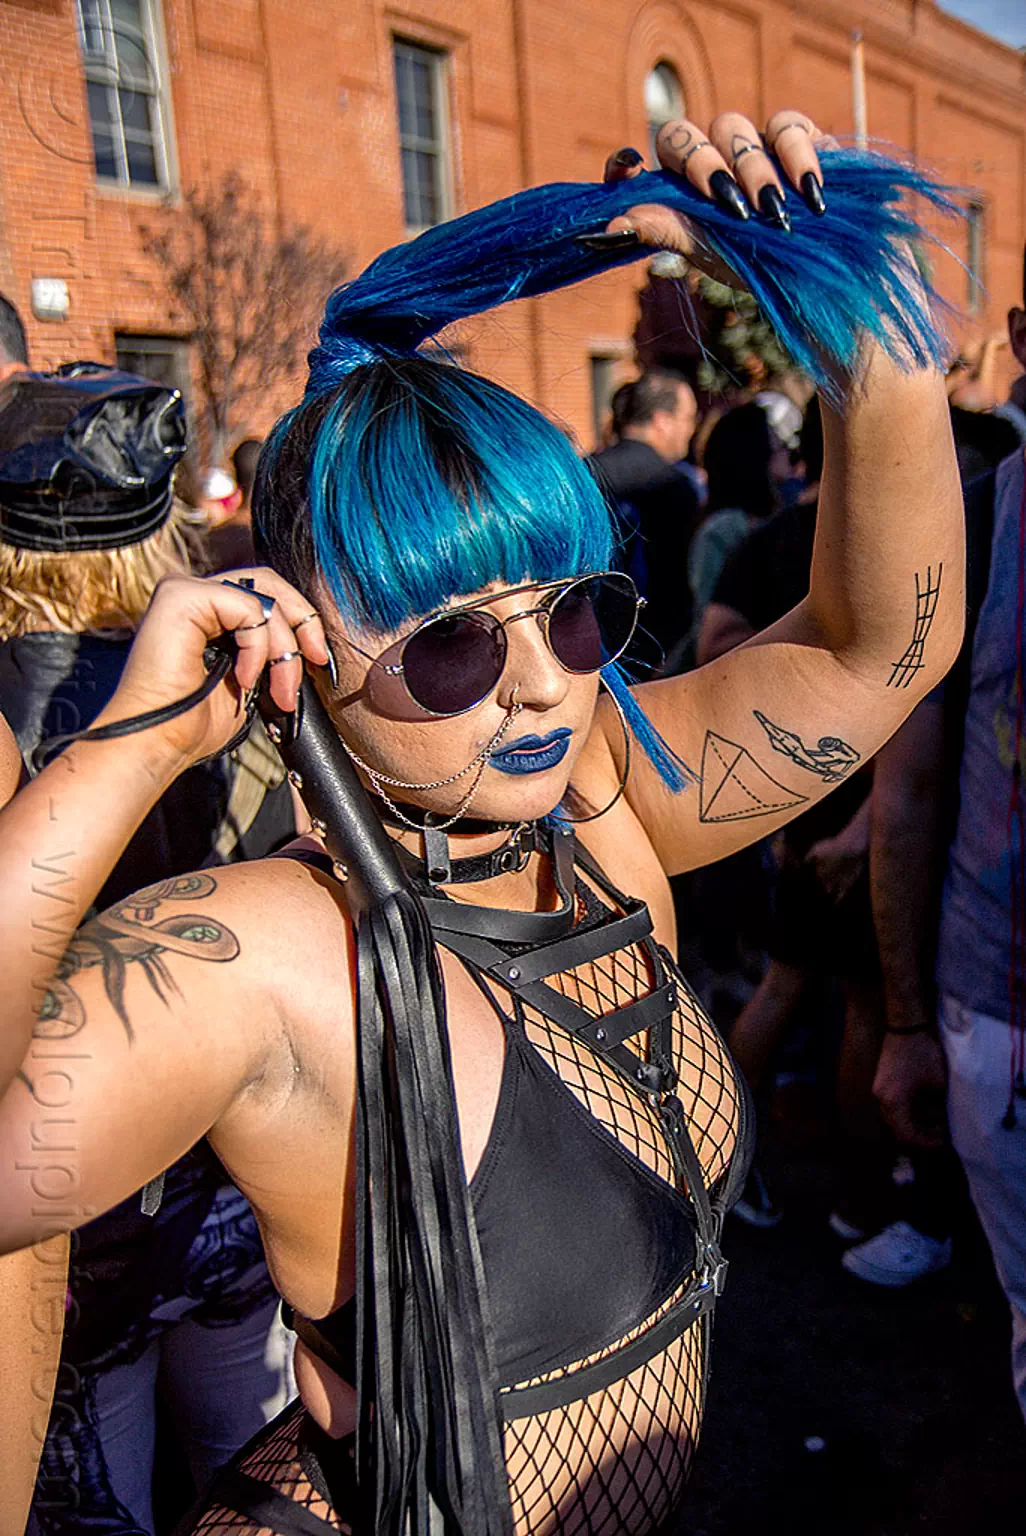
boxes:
[591,112,963,874]
[0,572,331,1253]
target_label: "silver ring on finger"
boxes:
[269,650,302,667]
[769,122,812,151]
[680,140,712,166]
[294,611,320,629]
[731,142,760,169]
[235,615,270,633]
[221,578,276,621]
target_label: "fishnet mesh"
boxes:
[188,1399,351,1534]
[504,1319,707,1536]
[183,876,744,1536]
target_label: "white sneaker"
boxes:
[841,1221,952,1287]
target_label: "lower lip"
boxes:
[489,736,571,775]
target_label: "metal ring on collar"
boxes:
[269,650,301,666]
[730,142,760,168]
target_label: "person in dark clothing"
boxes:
[591,370,699,663]
[698,400,913,1247]
[0,365,295,1534]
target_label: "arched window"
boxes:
[645,62,684,161]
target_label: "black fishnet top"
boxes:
[188,830,751,1536]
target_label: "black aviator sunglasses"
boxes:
[341,571,644,717]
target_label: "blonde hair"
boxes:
[0,502,200,639]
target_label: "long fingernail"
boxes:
[709,170,750,221]
[758,184,791,232]
[614,147,644,168]
[575,230,642,252]
[325,646,339,689]
[800,171,826,215]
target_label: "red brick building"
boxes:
[1,0,1023,450]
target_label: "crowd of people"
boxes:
[0,112,1022,1535]
[592,262,1026,1373]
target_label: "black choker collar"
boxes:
[390,816,542,887]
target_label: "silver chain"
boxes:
[341,695,524,832]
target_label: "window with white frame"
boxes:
[76,0,172,190]
[394,39,450,230]
[645,62,685,163]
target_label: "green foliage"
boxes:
[696,276,793,394]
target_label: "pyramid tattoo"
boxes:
[699,731,809,823]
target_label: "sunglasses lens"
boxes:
[401,611,506,714]
[548,574,638,673]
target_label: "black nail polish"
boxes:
[709,170,750,221]
[575,230,643,252]
[613,147,644,169]
[758,184,791,232]
[325,647,339,689]
[800,170,826,215]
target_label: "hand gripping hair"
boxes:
[247,148,960,1536]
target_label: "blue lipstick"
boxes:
[489,728,573,775]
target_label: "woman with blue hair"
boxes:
[0,108,963,1535]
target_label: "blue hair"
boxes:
[256,146,961,794]
[307,148,960,401]
[305,361,613,634]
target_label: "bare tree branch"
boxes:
[141,174,346,461]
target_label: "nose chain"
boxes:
[341,693,524,833]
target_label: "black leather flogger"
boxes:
[260,676,514,1536]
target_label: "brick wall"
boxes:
[1,0,1023,450]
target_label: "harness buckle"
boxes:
[497,822,533,875]
[699,1241,729,1297]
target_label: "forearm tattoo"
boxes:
[699,729,809,822]
[34,874,239,1046]
[888,565,943,689]
[753,711,861,784]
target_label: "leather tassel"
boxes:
[261,678,513,1535]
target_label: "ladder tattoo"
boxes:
[888,565,943,689]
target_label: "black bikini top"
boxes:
[282,825,751,1423]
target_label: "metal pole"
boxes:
[852,29,868,150]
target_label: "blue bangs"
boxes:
[307,363,613,634]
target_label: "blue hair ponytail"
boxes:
[258,145,962,798]
[307,147,960,400]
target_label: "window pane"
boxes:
[395,41,446,227]
[126,135,159,185]
[91,129,120,181]
[114,29,153,90]
[87,79,115,131]
[410,57,435,141]
[111,0,143,29]
[119,84,153,132]
[116,339,183,393]
[77,0,106,58]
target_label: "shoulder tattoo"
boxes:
[36,874,240,1046]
